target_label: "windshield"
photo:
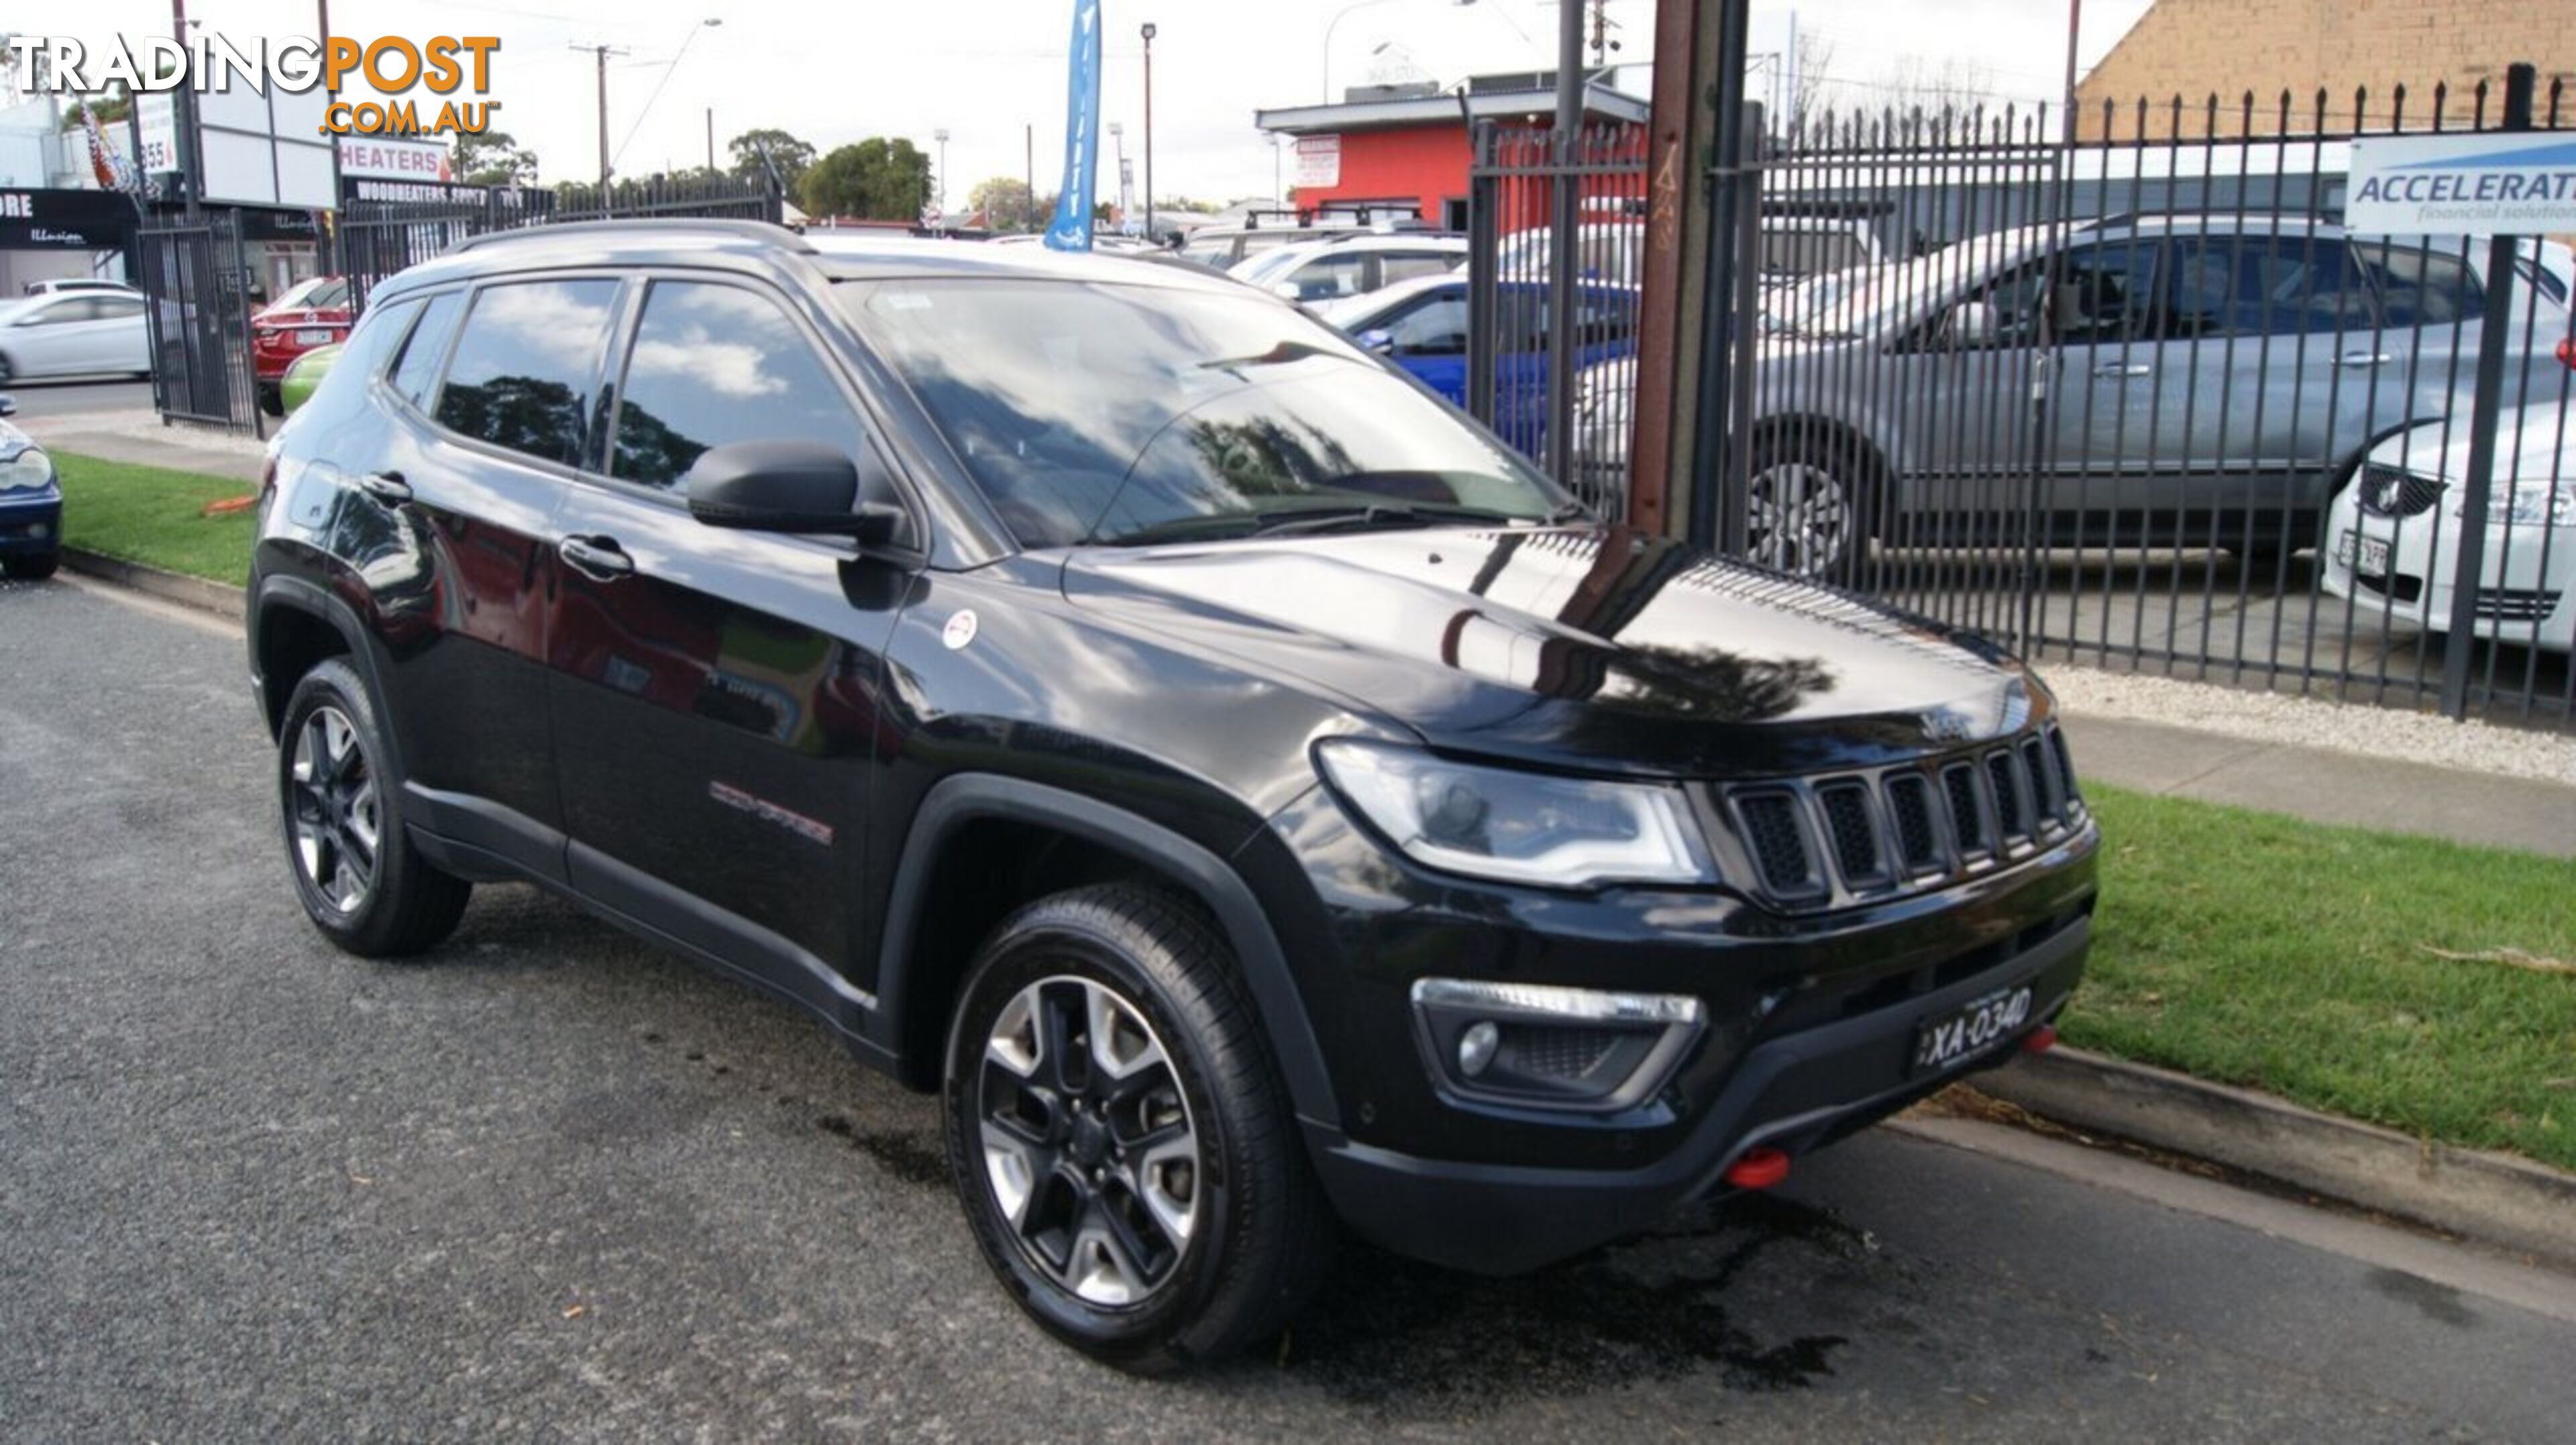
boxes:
[839,278,1563,547]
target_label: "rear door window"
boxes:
[1383,291,1468,355]
[433,278,621,468]
[1379,251,1458,285]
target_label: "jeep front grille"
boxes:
[1714,722,2086,912]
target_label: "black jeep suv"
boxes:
[248,221,2096,1371]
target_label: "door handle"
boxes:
[2332,351,2392,368]
[356,470,412,506]
[558,535,635,582]
[2092,362,2153,379]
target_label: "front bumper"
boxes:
[1305,903,2088,1274]
[0,487,62,557]
[1244,773,2099,1275]
[2320,502,2576,651]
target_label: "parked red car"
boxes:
[251,276,351,414]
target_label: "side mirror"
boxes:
[0,394,15,417]
[1271,281,1303,301]
[1947,300,1998,345]
[685,439,905,546]
[1355,327,1397,356]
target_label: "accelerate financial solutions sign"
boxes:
[2345,132,2576,235]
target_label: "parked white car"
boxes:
[0,290,152,382]
[1230,233,1466,304]
[2320,391,2576,653]
[22,278,143,299]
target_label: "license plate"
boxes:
[1911,985,2034,1074]
[293,328,333,345]
[2336,529,2392,578]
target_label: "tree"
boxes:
[453,129,537,186]
[800,138,933,221]
[968,176,1036,229]
[727,127,816,193]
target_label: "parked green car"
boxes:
[278,341,341,416]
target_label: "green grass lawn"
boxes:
[54,451,257,585]
[2072,786,2576,1172]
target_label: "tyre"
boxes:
[1746,429,1874,582]
[276,657,470,957]
[0,353,14,383]
[6,549,58,580]
[943,883,1332,1372]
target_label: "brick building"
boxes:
[2075,0,2576,138]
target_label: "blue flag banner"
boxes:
[1044,0,1104,252]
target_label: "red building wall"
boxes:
[1293,119,1648,232]
[1295,123,1474,225]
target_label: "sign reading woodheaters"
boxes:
[2345,132,2576,235]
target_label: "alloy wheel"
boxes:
[289,704,380,914]
[1748,461,1854,578]
[978,975,1201,1307]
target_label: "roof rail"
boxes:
[451,217,812,255]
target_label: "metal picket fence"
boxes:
[1473,70,2576,729]
[138,209,262,434]
[341,171,784,312]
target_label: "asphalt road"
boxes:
[5,575,2573,1442]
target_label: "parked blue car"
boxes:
[0,395,61,580]
[1313,274,1638,462]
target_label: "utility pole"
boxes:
[1140,22,1158,242]
[570,42,631,211]
[933,127,949,215]
[1590,0,1612,69]
[706,107,715,174]
[1024,123,1035,233]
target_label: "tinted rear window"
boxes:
[434,280,620,468]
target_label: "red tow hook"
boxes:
[1723,1146,1792,1190]
[2023,1024,2059,1055]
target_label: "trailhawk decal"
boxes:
[708,781,834,845]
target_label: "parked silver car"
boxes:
[1576,215,2568,577]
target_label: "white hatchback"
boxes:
[0,291,152,382]
[2320,389,2576,653]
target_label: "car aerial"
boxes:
[1314,271,1640,467]
[0,288,151,384]
[1229,233,1468,303]
[1573,214,2571,578]
[252,275,353,414]
[2320,390,2576,653]
[248,219,2097,1372]
[0,394,62,580]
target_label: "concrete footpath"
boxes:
[18,407,267,485]
[2064,711,2576,859]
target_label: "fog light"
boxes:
[1458,1020,1500,1077]
[28,522,47,539]
[1411,978,1707,1114]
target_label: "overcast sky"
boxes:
[40,0,2155,205]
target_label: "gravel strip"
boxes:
[17,409,270,460]
[2048,665,2576,787]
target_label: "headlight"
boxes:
[0,448,52,492]
[1316,740,1717,888]
[2494,480,2574,527]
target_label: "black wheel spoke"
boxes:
[977,973,1202,1308]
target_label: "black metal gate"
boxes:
[340,172,784,312]
[138,210,262,435]
[1474,66,2576,729]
